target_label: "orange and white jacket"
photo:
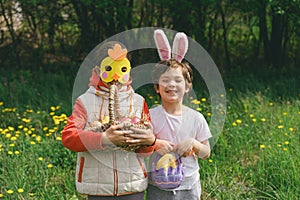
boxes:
[62,68,154,196]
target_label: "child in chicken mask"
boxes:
[62,42,156,200]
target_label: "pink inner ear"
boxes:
[156,34,170,60]
[175,37,186,62]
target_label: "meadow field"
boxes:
[0,68,299,199]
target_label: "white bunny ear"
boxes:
[172,32,188,62]
[154,29,171,60]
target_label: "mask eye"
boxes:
[105,66,112,71]
[121,66,127,72]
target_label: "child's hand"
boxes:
[177,138,196,158]
[126,122,155,146]
[103,124,133,146]
[155,139,175,155]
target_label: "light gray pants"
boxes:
[146,181,201,200]
[88,192,144,200]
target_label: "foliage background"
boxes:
[0,0,299,199]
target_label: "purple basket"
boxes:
[151,153,184,189]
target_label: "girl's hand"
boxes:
[103,124,133,146]
[177,138,196,157]
[126,122,155,146]
[155,139,175,155]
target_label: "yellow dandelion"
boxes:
[49,129,55,133]
[18,125,23,129]
[10,136,17,141]
[289,128,294,132]
[49,112,55,116]
[30,141,36,145]
[47,164,53,168]
[201,98,206,102]
[29,193,34,196]
[260,144,265,149]
[229,88,233,92]
[5,133,11,138]
[56,137,62,141]
[50,106,56,111]
[283,148,288,151]
[8,126,14,131]
[252,118,257,122]
[61,114,67,120]
[191,99,201,104]
[43,127,49,131]
[0,193,3,197]
[37,111,41,114]
[196,107,202,111]
[277,144,282,147]
[38,157,43,161]
[220,94,225,98]
[17,188,24,193]
[283,112,287,116]
[208,159,213,163]
[277,125,284,129]
[269,102,273,106]
[9,143,15,147]
[36,136,41,142]
[23,127,29,131]
[249,114,254,118]
[8,151,13,155]
[284,141,289,145]
[14,151,20,155]
[236,119,242,124]
[232,122,237,127]
[207,112,211,116]
[149,96,153,99]
[56,105,61,110]
[7,190,13,194]
[0,102,3,106]
[261,118,266,122]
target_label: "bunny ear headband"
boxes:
[154,29,188,62]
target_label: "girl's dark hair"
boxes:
[152,59,193,89]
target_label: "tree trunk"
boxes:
[270,9,284,68]
[258,1,270,65]
[218,2,231,68]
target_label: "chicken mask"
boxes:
[100,43,131,84]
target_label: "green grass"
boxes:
[0,68,299,199]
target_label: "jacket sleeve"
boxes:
[135,101,155,157]
[62,99,106,152]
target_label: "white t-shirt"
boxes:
[149,105,212,190]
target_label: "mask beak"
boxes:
[112,73,121,81]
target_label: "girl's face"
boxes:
[157,67,190,104]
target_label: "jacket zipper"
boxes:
[113,152,118,195]
[137,156,147,178]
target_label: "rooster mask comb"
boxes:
[154,29,188,62]
[100,43,131,84]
